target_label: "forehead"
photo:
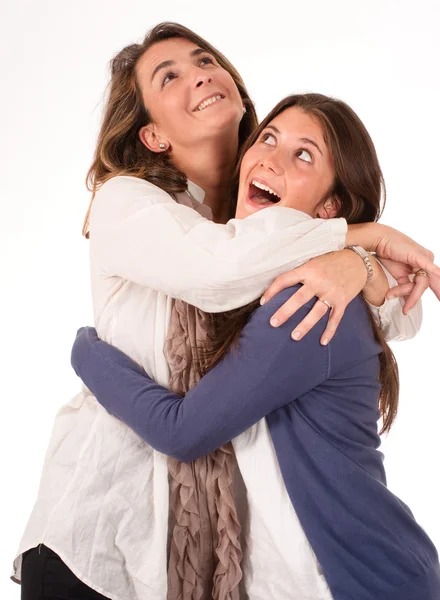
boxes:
[269,106,324,140]
[137,37,202,76]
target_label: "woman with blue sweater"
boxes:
[72,93,440,600]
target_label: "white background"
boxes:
[2,0,439,596]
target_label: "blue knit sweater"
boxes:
[71,287,440,600]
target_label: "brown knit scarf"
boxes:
[163,300,243,600]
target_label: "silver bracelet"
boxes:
[345,245,374,284]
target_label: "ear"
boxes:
[316,196,340,219]
[139,125,169,153]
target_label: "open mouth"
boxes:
[247,180,281,207]
[194,94,225,112]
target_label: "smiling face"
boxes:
[136,37,244,151]
[235,107,337,220]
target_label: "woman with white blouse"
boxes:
[13,22,439,600]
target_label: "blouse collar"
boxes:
[187,180,206,204]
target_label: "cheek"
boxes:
[153,89,190,133]
[238,150,258,186]
[323,168,335,194]
[162,87,186,112]
[242,146,262,168]
[219,71,242,103]
[236,157,253,203]
[286,170,309,194]
[282,171,318,211]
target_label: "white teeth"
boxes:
[252,180,280,199]
[197,95,223,111]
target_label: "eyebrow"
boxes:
[151,60,173,82]
[151,47,211,83]
[299,137,323,156]
[265,125,323,156]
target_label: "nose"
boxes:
[192,67,212,88]
[259,152,283,176]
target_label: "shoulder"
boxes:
[240,285,327,359]
[90,176,175,227]
[260,286,375,338]
[233,286,330,388]
[245,287,379,373]
[332,295,382,366]
[252,285,321,332]
[98,175,170,198]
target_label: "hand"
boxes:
[381,258,440,312]
[429,274,440,301]
[349,223,440,277]
[261,250,370,345]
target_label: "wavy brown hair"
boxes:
[204,94,399,434]
[83,22,258,237]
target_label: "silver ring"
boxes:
[319,299,332,309]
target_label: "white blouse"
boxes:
[13,176,421,600]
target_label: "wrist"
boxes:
[346,222,384,253]
[362,256,389,307]
[344,245,374,285]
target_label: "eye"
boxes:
[261,132,276,146]
[162,71,177,87]
[199,56,214,66]
[297,149,312,163]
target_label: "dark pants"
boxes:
[21,545,110,600]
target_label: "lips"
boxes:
[193,93,225,112]
[246,177,282,208]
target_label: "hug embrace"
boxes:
[13,22,440,600]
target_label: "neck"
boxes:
[173,135,239,224]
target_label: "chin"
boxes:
[208,106,242,129]
[235,204,254,220]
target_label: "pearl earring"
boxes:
[159,143,166,150]
[242,106,246,114]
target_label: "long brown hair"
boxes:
[83,22,258,237]
[204,94,399,434]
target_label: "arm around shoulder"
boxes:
[90,176,347,312]
[72,287,330,461]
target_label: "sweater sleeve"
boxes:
[365,262,422,342]
[90,176,347,312]
[71,288,329,462]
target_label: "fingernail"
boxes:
[291,331,302,340]
[388,294,395,299]
[322,338,329,346]
[270,317,279,327]
[260,297,266,305]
